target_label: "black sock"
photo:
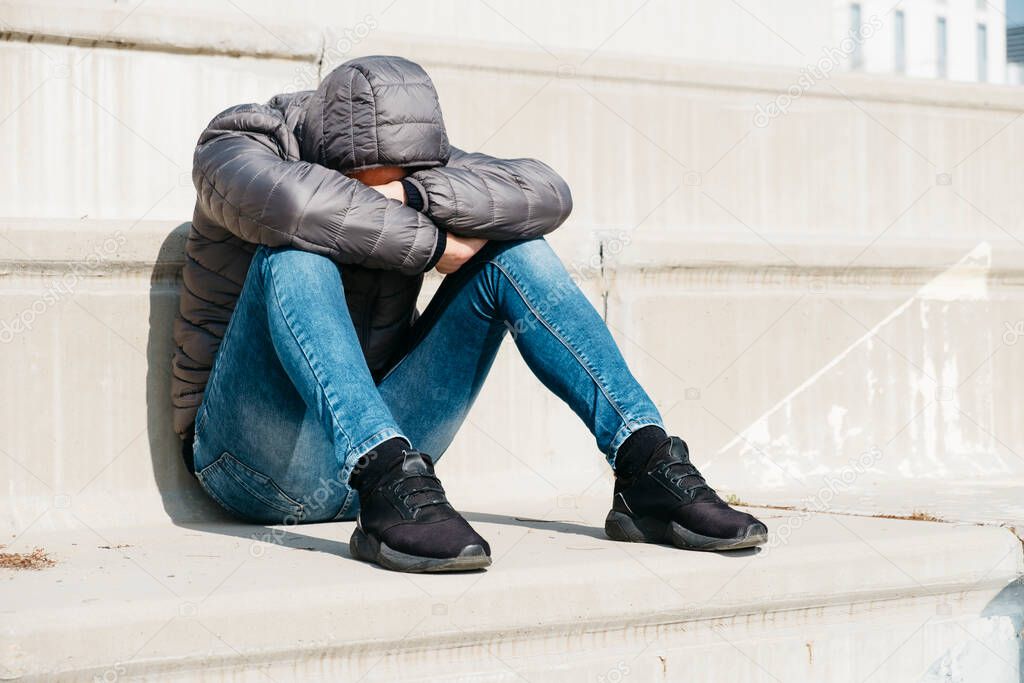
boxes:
[614,425,668,480]
[348,437,410,492]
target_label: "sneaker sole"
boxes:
[604,510,768,551]
[349,526,492,573]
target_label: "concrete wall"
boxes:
[1,1,1023,531]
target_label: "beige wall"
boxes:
[1,2,1023,530]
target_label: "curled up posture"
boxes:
[171,55,767,573]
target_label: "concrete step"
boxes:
[4,27,1024,235]
[734,478,1024,544]
[2,497,1022,682]
[3,218,1024,535]
[2,217,1023,680]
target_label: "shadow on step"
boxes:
[145,224,226,526]
[462,510,608,541]
[177,521,353,559]
[141,225,760,568]
[461,511,761,558]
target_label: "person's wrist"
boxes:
[423,229,447,272]
[400,178,424,211]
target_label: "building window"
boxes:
[977,24,988,81]
[894,10,906,73]
[850,4,864,69]
[937,17,948,78]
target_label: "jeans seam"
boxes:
[490,259,635,429]
[196,467,242,518]
[266,255,357,456]
[194,251,264,469]
[195,404,208,438]
[203,249,269,404]
[337,488,360,520]
[219,458,304,517]
[195,457,298,521]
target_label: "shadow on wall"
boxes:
[979,577,1024,681]
[918,574,1024,680]
[142,225,357,556]
[145,222,231,525]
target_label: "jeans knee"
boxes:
[488,237,562,276]
[258,246,341,287]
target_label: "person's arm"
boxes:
[406,146,573,240]
[368,177,483,274]
[192,104,440,275]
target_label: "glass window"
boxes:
[851,4,864,69]
[977,24,988,81]
[937,17,948,78]
[894,11,906,73]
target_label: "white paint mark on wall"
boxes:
[721,242,997,484]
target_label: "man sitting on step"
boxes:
[170,55,767,572]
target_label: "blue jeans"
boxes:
[193,238,663,524]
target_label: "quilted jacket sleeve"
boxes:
[193,104,440,275]
[407,146,572,240]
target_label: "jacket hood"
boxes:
[298,55,450,173]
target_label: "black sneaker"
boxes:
[606,437,767,551]
[350,450,491,572]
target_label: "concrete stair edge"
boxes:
[3,501,1022,680]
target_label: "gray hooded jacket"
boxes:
[172,55,573,443]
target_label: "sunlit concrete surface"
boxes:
[2,497,1022,682]
[604,234,1024,537]
[2,1,1023,680]
[0,0,842,74]
[3,217,1022,535]
[2,215,1023,679]
[3,14,1024,228]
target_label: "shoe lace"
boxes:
[661,460,715,498]
[393,472,449,513]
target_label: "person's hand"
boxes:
[436,234,487,274]
[368,179,405,204]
